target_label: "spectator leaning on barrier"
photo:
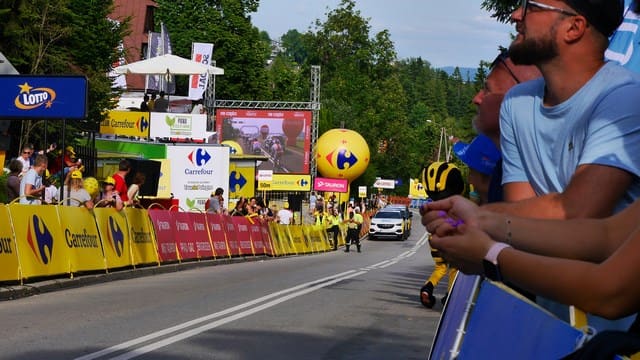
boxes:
[95,176,123,211]
[206,187,224,214]
[60,169,93,209]
[112,159,131,204]
[19,154,47,205]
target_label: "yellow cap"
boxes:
[103,176,115,185]
[71,170,83,179]
[65,145,75,155]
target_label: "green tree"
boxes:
[154,0,271,100]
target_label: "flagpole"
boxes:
[145,31,151,93]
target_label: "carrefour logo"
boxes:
[297,178,308,187]
[188,148,212,166]
[14,82,57,110]
[326,149,358,170]
[26,215,54,264]
[137,116,149,132]
[108,216,125,257]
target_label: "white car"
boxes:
[369,210,406,241]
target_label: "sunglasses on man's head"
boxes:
[519,0,578,18]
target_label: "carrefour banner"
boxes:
[257,174,311,191]
[57,206,106,273]
[124,208,159,266]
[93,208,132,269]
[166,145,229,211]
[8,204,69,279]
[0,75,87,119]
[229,160,255,199]
[0,205,20,282]
[149,112,207,139]
[409,178,428,199]
[100,110,150,138]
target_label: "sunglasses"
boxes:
[22,151,32,155]
[490,49,521,84]
[520,0,578,18]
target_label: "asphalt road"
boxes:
[0,219,446,359]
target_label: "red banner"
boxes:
[261,222,274,256]
[221,215,240,256]
[231,216,254,256]
[190,212,214,258]
[172,212,198,261]
[248,220,265,255]
[206,213,230,258]
[148,209,178,262]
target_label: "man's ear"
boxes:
[564,15,589,43]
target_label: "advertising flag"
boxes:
[188,43,214,100]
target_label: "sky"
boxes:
[251,0,515,69]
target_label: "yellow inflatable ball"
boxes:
[316,129,370,181]
[83,177,100,198]
[221,140,244,155]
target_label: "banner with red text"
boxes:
[188,42,214,100]
[148,209,178,262]
[206,213,230,257]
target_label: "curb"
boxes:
[0,255,271,301]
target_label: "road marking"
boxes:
[75,234,430,360]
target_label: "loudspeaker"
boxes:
[125,159,162,197]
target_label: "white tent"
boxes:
[114,54,224,75]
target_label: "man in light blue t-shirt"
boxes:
[482,0,640,332]
[19,154,48,205]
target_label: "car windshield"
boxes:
[374,211,402,219]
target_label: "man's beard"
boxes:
[509,28,559,66]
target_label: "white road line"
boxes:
[76,234,430,360]
[109,271,368,360]
[73,270,357,360]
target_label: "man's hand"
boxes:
[429,224,494,275]
[420,195,481,237]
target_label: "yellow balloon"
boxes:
[83,177,100,198]
[316,129,370,181]
[221,140,244,155]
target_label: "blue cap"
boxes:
[452,135,501,175]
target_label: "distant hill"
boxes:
[439,66,477,81]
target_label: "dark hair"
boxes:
[8,159,23,174]
[215,187,224,196]
[119,159,131,171]
[133,171,145,185]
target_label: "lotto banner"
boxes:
[0,205,20,282]
[172,211,198,261]
[230,216,254,256]
[100,110,150,138]
[221,216,240,256]
[8,204,69,279]
[93,208,132,269]
[147,209,178,262]
[57,206,106,273]
[205,213,230,258]
[248,220,265,255]
[124,208,159,266]
[189,212,214,258]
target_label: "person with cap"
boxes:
[42,169,58,205]
[343,206,363,253]
[59,169,93,208]
[95,176,123,211]
[452,135,501,205]
[423,0,640,332]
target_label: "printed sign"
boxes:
[314,177,348,193]
[101,111,150,138]
[149,112,207,139]
[257,174,311,191]
[0,75,87,119]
